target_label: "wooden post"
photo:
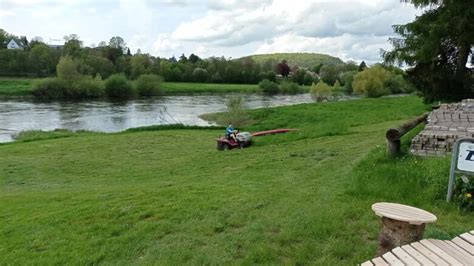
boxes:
[386,112,429,156]
[376,217,426,256]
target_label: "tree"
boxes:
[56,56,81,84]
[130,54,151,79]
[178,53,188,63]
[109,36,127,52]
[384,0,473,101]
[0,29,7,49]
[310,81,333,102]
[192,68,208,82]
[276,60,290,77]
[63,34,83,58]
[188,53,200,63]
[29,43,56,76]
[352,65,391,97]
[358,61,367,72]
[319,64,342,85]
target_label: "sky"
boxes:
[0,0,422,63]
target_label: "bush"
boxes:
[310,81,333,102]
[303,73,315,85]
[74,75,105,98]
[280,81,300,94]
[135,74,162,96]
[192,68,208,82]
[105,73,136,98]
[56,56,81,85]
[32,78,66,98]
[259,79,279,94]
[224,95,251,127]
[352,66,391,97]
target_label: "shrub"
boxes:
[259,79,279,94]
[310,81,333,102]
[280,81,300,94]
[32,78,66,98]
[303,72,315,85]
[56,56,81,85]
[340,70,357,94]
[74,75,105,98]
[352,65,391,97]
[224,95,251,127]
[259,71,277,82]
[105,73,136,98]
[192,68,208,82]
[135,74,162,96]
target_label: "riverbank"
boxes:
[0,77,310,96]
[0,96,470,264]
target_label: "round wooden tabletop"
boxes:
[372,202,437,225]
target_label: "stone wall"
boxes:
[410,99,474,156]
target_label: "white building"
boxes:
[6,39,23,50]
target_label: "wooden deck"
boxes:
[362,230,474,265]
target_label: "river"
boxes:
[0,94,318,143]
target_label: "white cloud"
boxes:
[0,0,422,62]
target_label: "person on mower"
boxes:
[226,124,238,142]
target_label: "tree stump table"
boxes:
[372,202,437,256]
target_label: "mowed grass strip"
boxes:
[0,96,470,264]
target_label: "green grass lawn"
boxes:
[0,96,471,264]
[0,77,33,96]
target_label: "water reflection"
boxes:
[0,94,321,143]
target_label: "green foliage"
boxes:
[258,79,279,94]
[245,53,344,69]
[279,81,300,94]
[291,69,306,85]
[31,77,66,98]
[340,71,357,94]
[56,56,81,84]
[353,66,391,97]
[74,75,105,98]
[259,71,276,82]
[319,64,342,85]
[192,68,208,82]
[454,176,473,212]
[310,81,333,102]
[134,74,162,96]
[105,73,136,98]
[130,54,151,79]
[223,95,251,127]
[384,1,473,101]
[303,72,315,85]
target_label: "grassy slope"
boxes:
[0,97,470,264]
[0,77,33,96]
[241,53,344,68]
[0,78,260,96]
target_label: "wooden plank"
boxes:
[371,257,389,266]
[430,240,473,265]
[382,251,405,266]
[452,236,474,255]
[419,239,462,265]
[371,203,437,225]
[360,260,374,266]
[391,247,421,265]
[460,232,474,245]
[401,244,435,266]
[470,230,473,235]
[411,242,449,266]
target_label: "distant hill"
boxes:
[239,53,344,69]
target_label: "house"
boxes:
[6,39,23,50]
